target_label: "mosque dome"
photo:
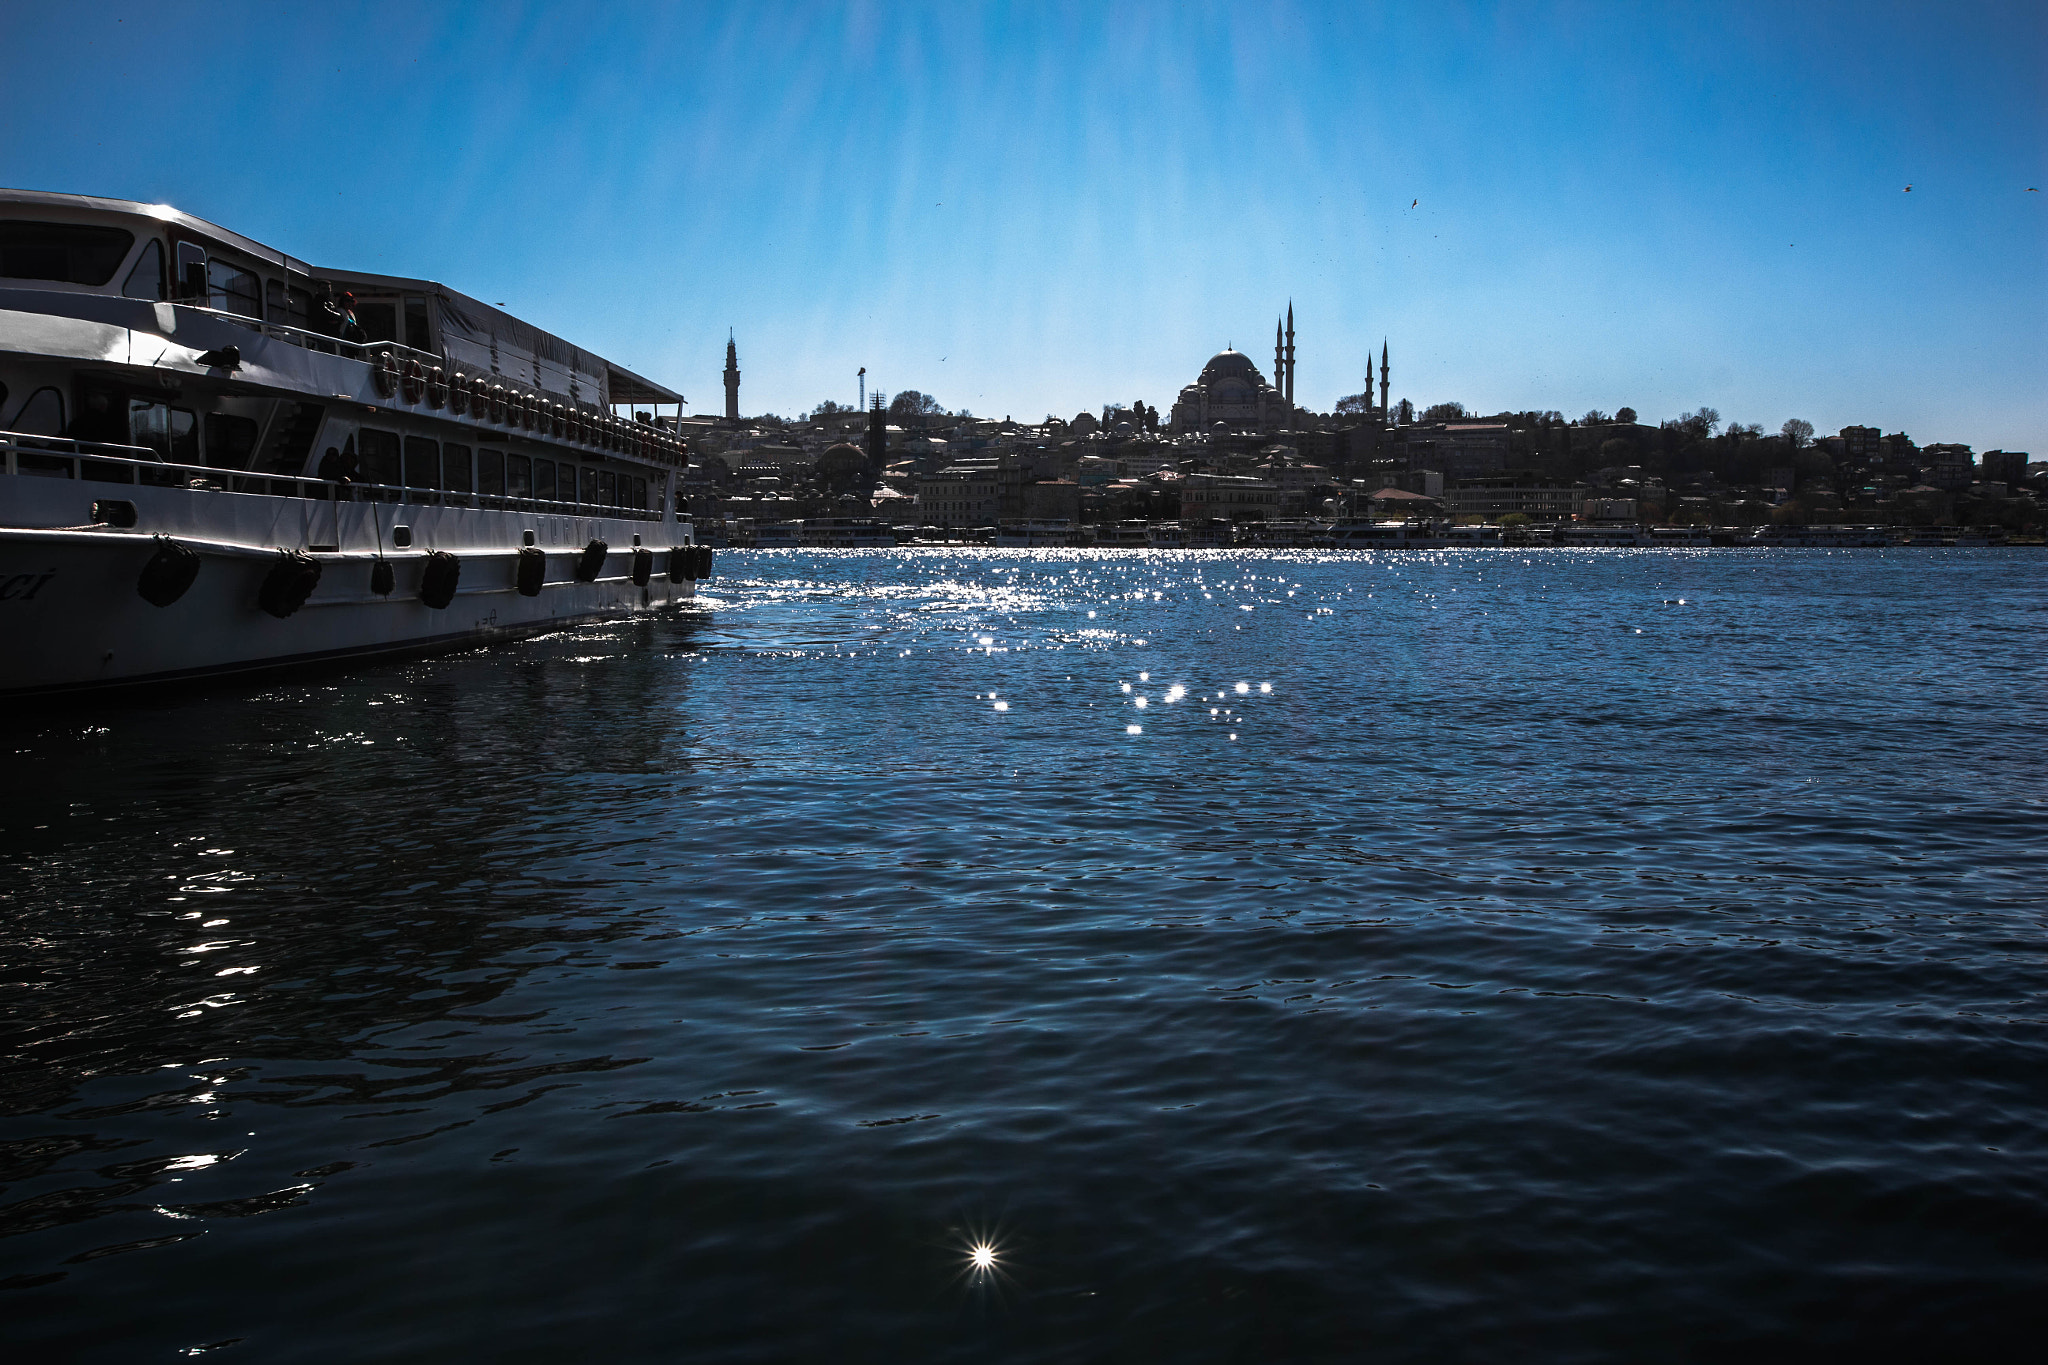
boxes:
[1200,349,1264,384]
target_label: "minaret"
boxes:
[1284,302,1296,408]
[1273,318,1284,398]
[722,331,740,423]
[1378,339,1389,417]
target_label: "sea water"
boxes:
[2,548,2043,1360]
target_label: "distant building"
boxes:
[1443,476,1585,521]
[1980,450,2030,485]
[916,466,1000,527]
[1923,443,1974,490]
[1839,425,1881,464]
[1169,348,1291,434]
[1180,472,1277,525]
[1399,422,1511,477]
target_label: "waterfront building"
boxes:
[916,465,1001,527]
[1179,472,1278,525]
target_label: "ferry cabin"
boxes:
[0,190,704,695]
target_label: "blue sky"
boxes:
[4,2,2043,451]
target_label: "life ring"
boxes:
[516,545,546,597]
[631,547,653,587]
[400,357,425,405]
[575,539,608,582]
[258,549,321,619]
[418,550,461,609]
[373,350,399,398]
[425,367,447,409]
[448,371,469,417]
[136,535,201,607]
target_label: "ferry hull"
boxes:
[1,475,697,696]
[0,526,694,696]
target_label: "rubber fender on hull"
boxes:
[667,547,692,583]
[695,546,714,580]
[370,559,395,596]
[575,540,608,582]
[258,550,322,619]
[631,547,654,587]
[136,536,201,607]
[516,545,546,597]
[419,550,461,609]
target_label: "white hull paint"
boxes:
[1,480,695,696]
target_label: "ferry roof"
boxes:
[0,187,683,405]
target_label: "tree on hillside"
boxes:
[1422,401,1468,421]
[1580,409,1611,426]
[888,390,946,421]
[1334,393,1372,415]
[1781,418,1814,449]
[1394,398,1415,424]
[807,400,856,420]
[1615,407,1638,424]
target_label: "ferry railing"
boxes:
[1,431,665,523]
[174,303,441,369]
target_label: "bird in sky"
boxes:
[1411,199,1418,208]
[2028,187,2040,192]
[1903,185,1913,192]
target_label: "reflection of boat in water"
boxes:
[0,190,706,697]
[1328,518,1449,549]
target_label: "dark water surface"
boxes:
[3,548,2044,1361]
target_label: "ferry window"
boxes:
[357,427,401,488]
[579,466,599,504]
[203,412,260,470]
[506,453,532,499]
[122,240,166,300]
[477,448,505,496]
[0,221,134,285]
[632,476,647,509]
[286,285,313,329]
[598,470,617,506]
[404,436,440,489]
[444,442,473,493]
[533,459,556,502]
[265,279,286,319]
[206,259,261,318]
[128,399,197,463]
[403,296,431,352]
[354,299,398,343]
[15,386,66,436]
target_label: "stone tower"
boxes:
[723,331,740,423]
[1378,340,1389,416]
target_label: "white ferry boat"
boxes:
[1553,524,1650,547]
[994,519,1083,547]
[1327,518,1449,550]
[0,190,709,697]
[801,516,896,547]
